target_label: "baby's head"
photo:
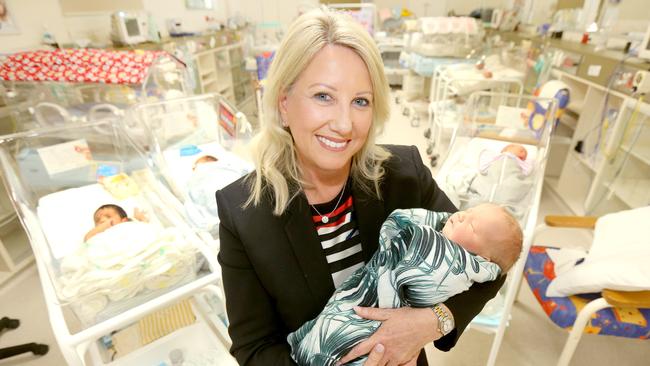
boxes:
[501,144,527,161]
[441,203,522,272]
[93,204,128,227]
[192,155,218,170]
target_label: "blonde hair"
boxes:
[490,206,523,273]
[245,7,392,215]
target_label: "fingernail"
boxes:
[376,344,384,353]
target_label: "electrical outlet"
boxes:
[633,70,650,94]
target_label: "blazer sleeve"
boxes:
[216,190,298,366]
[409,146,505,351]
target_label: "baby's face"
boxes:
[94,208,126,226]
[501,144,527,161]
[441,205,506,259]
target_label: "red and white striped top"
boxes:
[311,186,364,288]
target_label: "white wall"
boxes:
[0,0,70,52]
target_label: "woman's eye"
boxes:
[353,98,370,107]
[314,93,332,102]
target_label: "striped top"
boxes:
[310,185,364,288]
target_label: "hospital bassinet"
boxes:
[436,91,557,366]
[129,93,254,239]
[426,54,526,167]
[0,118,227,365]
[0,49,190,135]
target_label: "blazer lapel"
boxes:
[284,192,335,304]
[352,182,386,263]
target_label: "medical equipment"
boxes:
[130,94,253,239]
[436,92,557,366]
[0,118,231,365]
[111,11,149,46]
[410,17,484,58]
[426,56,525,166]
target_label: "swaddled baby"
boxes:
[447,144,533,220]
[185,155,250,236]
[62,204,196,322]
[288,203,522,366]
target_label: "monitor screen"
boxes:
[125,18,140,37]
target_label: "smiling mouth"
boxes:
[317,135,349,150]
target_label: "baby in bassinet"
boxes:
[447,143,533,220]
[62,203,197,322]
[288,203,522,366]
[185,154,249,236]
[83,204,148,241]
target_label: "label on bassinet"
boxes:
[37,139,92,176]
[180,145,202,156]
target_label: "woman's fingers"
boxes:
[338,340,377,365]
[354,306,393,321]
[363,343,386,366]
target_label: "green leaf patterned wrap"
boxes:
[288,208,501,365]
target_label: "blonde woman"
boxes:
[216,8,504,366]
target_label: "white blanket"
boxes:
[546,206,650,296]
[60,221,196,304]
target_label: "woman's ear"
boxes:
[279,90,289,122]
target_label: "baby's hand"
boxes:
[134,208,149,222]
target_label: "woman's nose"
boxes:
[330,104,353,135]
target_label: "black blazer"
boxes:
[216,145,504,365]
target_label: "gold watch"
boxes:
[431,304,454,336]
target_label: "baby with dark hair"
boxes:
[84,204,147,241]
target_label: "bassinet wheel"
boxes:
[423,128,431,138]
[31,344,49,356]
[426,146,433,155]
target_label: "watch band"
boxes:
[431,304,454,336]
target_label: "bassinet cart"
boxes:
[0,118,233,365]
[426,54,526,167]
[0,49,190,132]
[129,93,254,241]
[436,92,558,366]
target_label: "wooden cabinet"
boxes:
[547,69,650,216]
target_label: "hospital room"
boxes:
[0,0,648,365]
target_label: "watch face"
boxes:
[442,320,453,333]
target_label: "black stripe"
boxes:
[323,233,361,257]
[328,250,364,273]
[318,220,356,241]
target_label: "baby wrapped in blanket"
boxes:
[288,204,522,366]
[184,155,250,236]
[446,144,533,220]
[61,204,196,322]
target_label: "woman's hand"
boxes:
[338,306,440,366]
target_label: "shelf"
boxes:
[202,76,218,86]
[570,150,600,172]
[567,100,584,115]
[104,322,236,366]
[621,138,650,166]
[606,178,650,208]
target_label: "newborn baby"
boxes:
[288,203,522,366]
[185,155,250,236]
[447,143,534,220]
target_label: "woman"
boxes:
[216,8,504,366]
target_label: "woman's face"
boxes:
[279,44,373,181]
